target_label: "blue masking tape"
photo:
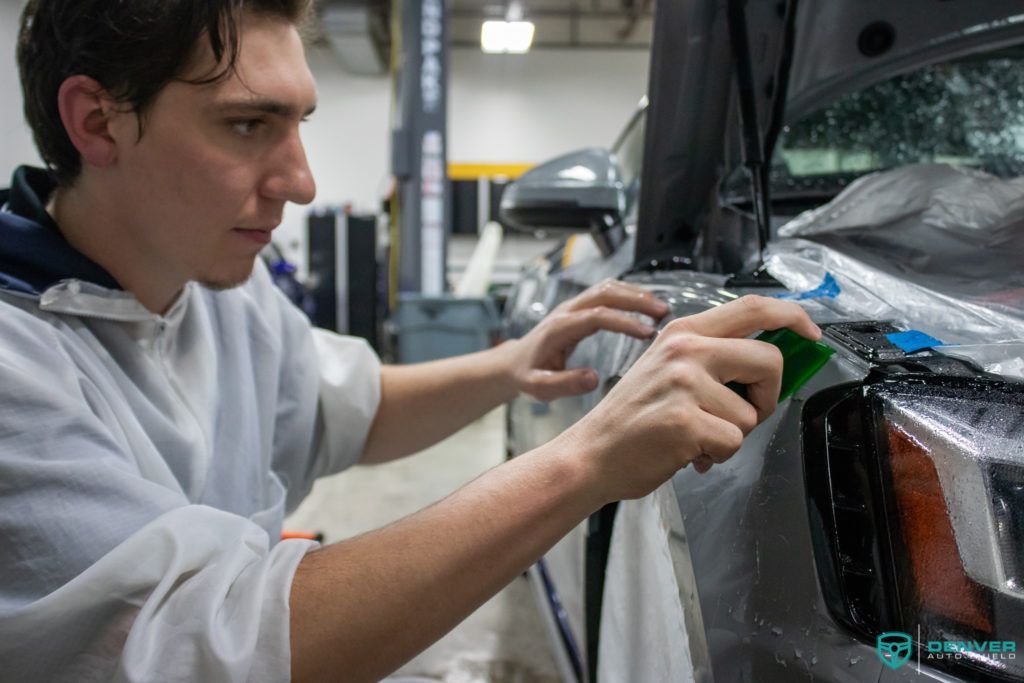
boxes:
[773,272,840,301]
[885,330,944,353]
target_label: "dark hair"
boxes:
[17,0,313,187]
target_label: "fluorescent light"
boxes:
[503,21,535,53]
[481,21,508,53]
[480,20,535,54]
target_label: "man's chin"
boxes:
[199,279,248,292]
[197,263,257,291]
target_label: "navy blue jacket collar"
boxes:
[0,166,120,295]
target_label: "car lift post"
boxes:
[390,0,450,298]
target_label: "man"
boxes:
[0,0,820,681]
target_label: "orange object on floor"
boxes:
[281,530,324,543]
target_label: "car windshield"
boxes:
[745,45,1024,201]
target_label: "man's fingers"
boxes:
[670,295,820,341]
[690,409,749,475]
[546,307,656,348]
[692,455,714,474]
[699,337,784,421]
[684,411,741,475]
[695,411,744,463]
[522,367,599,402]
[698,381,759,436]
[560,279,669,321]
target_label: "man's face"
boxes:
[105,13,317,291]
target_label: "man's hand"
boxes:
[501,279,670,402]
[292,296,817,682]
[361,280,665,464]
[557,295,821,502]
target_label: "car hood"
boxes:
[788,3,1024,122]
[635,0,1024,270]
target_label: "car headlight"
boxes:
[805,374,1023,680]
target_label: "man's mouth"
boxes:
[232,227,274,246]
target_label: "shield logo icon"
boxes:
[877,632,914,669]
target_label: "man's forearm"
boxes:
[359,342,522,464]
[289,435,600,683]
[291,295,819,682]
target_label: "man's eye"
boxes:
[230,119,264,137]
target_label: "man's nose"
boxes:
[262,131,316,205]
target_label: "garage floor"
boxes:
[285,407,562,683]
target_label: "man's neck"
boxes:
[49,178,186,315]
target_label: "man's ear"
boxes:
[57,75,122,169]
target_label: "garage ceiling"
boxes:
[316,0,652,76]
[447,0,653,50]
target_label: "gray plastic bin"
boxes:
[392,295,500,363]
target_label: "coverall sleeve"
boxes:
[0,314,313,682]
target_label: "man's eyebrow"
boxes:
[215,98,317,118]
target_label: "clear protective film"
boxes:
[765,163,1024,375]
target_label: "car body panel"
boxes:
[508,259,1010,681]
[503,2,1024,681]
[787,2,1024,122]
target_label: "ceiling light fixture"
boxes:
[481,2,534,54]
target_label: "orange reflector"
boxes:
[886,425,992,632]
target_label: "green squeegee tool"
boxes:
[729,328,835,401]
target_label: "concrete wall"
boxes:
[0,2,42,173]
[0,0,648,270]
[449,48,649,164]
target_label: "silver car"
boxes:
[501,2,1024,681]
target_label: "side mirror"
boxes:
[499,148,627,257]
